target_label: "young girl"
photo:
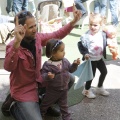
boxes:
[78,13,109,99]
[40,39,80,120]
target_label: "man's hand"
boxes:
[70,4,82,26]
[13,16,27,48]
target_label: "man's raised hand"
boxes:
[70,4,82,26]
[14,16,26,43]
[13,16,27,48]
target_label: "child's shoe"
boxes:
[95,87,110,96]
[82,88,96,99]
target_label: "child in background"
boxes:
[103,25,119,60]
[78,13,109,99]
[40,39,80,120]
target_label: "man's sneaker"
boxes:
[46,106,61,117]
[9,11,15,17]
[95,87,110,96]
[1,94,14,116]
[82,88,96,99]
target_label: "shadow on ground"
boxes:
[70,89,120,120]
[1,89,120,120]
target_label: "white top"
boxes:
[82,31,104,61]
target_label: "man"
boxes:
[13,0,28,14]
[1,5,81,120]
[109,0,119,26]
[6,0,13,15]
[94,0,119,26]
[74,0,88,18]
[94,0,107,17]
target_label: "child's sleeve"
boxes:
[41,62,53,81]
[78,34,89,60]
[78,41,89,55]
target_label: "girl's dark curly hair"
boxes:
[46,39,63,58]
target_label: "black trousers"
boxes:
[85,59,107,90]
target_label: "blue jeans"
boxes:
[94,0,107,17]
[13,0,28,14]
[6,0,13,13]
[10,101,42,120]
[109,0,118,26]
[74,0,88,17]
